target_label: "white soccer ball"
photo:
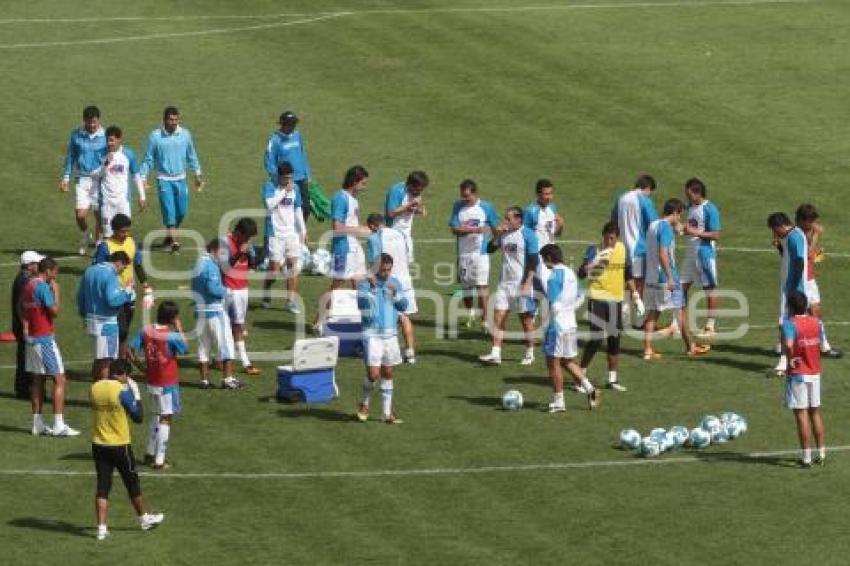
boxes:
[737,417,748,435]
[712,426,730,444]
[619,429,642,450]
[719,412,741,425]
[311,248,331,276]
[501,389,524,411]
[700,415,722,435]
[300,247,314,273]
[649,427,667,439]
[639,437,662,458]
[725,420,743,439]
[688,427,711,448]
[670,425,690,447]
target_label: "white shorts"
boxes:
[629,255,645,279]
[25,337,65,375]
[644,283,685,313]
[805,279,820,306]
[74,176,99,210]
[363,335,402,367]
[87,318,120,360]
[147,384,182,416]
[493,282,537,314]
[458,254,489,288]
[403,231,415,262]
[333,248,366,280]
[268,233,302,264]
[225,288,249,325]
[680,253,718,288]
[196,314,236,363]
[785,374,821,409]
[100,198,131,237]
[543,328,578,359]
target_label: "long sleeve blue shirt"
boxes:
[357,276,408,337]
[62,127,107,179]
[264,129,311,182]
[140,125,201,179]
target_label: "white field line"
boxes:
[0,443,845,480]
[0,0,814,49]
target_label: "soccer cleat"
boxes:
[355,404,369,422]
[688,344,711,357]
[606,382,628,392]
[587,389,601,410]
[170,241,181,255]
[96,526,109,541]
[200,378,212,389]
[243,365,261,376]
[31,423,52,436]
[152,461,172,471]
[51,425,80,437]
[814,455,826,467]
[139,512,164,531]
[548,401,566,413]
[643,350,662,361]
[696,327,717,339]
[285,302,301,314]
[404,352,416,365]
[822,349,843,359]
[478,352,502,365]
[222,376,243,390]
[519,353,535,366]
[382,413,404,425]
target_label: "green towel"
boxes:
[308,181,331,222]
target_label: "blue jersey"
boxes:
[448,199,500,256]
[781,227,807,295]
[356,276,408,337]
[264,129,311,182]
[191,254,226,318]
[62,127,106,179]
[76,263,133,322]
[140,126,201,179]
[686,200,721,259]
[645,219,678,286]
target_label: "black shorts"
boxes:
[587,300,623,337]
[92,443,141,499]
[118,301,135,342]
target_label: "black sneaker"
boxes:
[170,241,181,254]
[814,455,826,467]
[200,379,212,390]
[823,349,843,359]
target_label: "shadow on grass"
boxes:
[418,347,481,364]
[277,407,352,422]
[502,374,547,386]
[0,392,89,408]
[0,423,33,435]
[446,394,546,412]
[8,518,91,538]
[709,343,777,358]
[253,319,300,332]
[687,450,799,468]
[687,355,770,374]
[59,452,92,461]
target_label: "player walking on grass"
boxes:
[781,290,826,467]
[366,213,417,363]
[449,179,500,330]
[768,212,807,375]
[140,106,204,254]
[355,253,408,424]
[92,126,146,238]
[23,257,80,437]
[12,251,43,399]
[612,174,658,322]
[577,222,628,392]
[795,204,842,359]
[264,111,312,221]
[262,161,307,314]
[642,199,710,360]
[129,301,188,471]
[540,244,599,412]
[78,251,134,381]
[479,206,539,366]
[681,178,721,338]
[384,170,429,263]
[60,105,106,255]
[192,239,241,390]
[222,218,261,376]
[91,359,164,540]
[93,214,153,361]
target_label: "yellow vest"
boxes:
[588,241,626,302]
[105,236,137,288]
[90,380,131,446]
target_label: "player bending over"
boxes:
[781,291,826,467]
[91,359,164,540]
[540,244,599,412]
[767,212,807,375]
[355,254,408,424]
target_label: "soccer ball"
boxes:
[311,249,331,276]
[725,419,743,439]
[670,425,690,448]
[688,427,711,448]
[649,427,667,439]
[639,437,662,458]
[712,426,730,444]
[700,415,722,435]
[719,412,739,424]
[737,417,748,434]
[619,429,642,450]
[501,390,524,411]
[300,247,314,273]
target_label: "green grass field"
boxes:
[2,0,850,564]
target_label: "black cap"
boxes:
[279,111,298,124]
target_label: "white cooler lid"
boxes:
[290,336,339,371]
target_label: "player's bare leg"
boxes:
[479,309,508,364]
[643,310,661,360]
[284,257,301,314]
[379,366,401,424]
[262,261,280,308]
[75,208,92,255]
[232,323,258,376]
[810,407,826,464]
[399,314,415,363]
[476,285,490,333]
[562,357,599,409]
[794,408,813,466]
[519,313,536,365]
[357,365,381,422]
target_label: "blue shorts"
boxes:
[157,178,189,227]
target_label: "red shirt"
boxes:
[139,325,181,387]
[222,233,251,290]
[786,315,821,375]
[21,277,55,337]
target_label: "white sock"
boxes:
[669,317,680,332]
[155,423,170,466]
[580,377,595,393]
[706,318,716,330]
[147,419,158,456]
[236,340,251,367]
[819,321,832,352]
[491,346,501,358]
[802,448,812,463]
[524,347,534,359]
[32,414,43,428]
[819,446,826,460]
[404,348,415,359]
[608,371,618,384]
[553,391,564,405]
[468,308,476,319]
[380,378,394,417]
[777,354,787,368]
[361,377,375,407]
[53,414,65,430]
[97,524,108,533]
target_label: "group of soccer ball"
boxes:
[619,412,749,458]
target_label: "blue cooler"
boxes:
[277,337,339,404]
[321,290,363,357]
